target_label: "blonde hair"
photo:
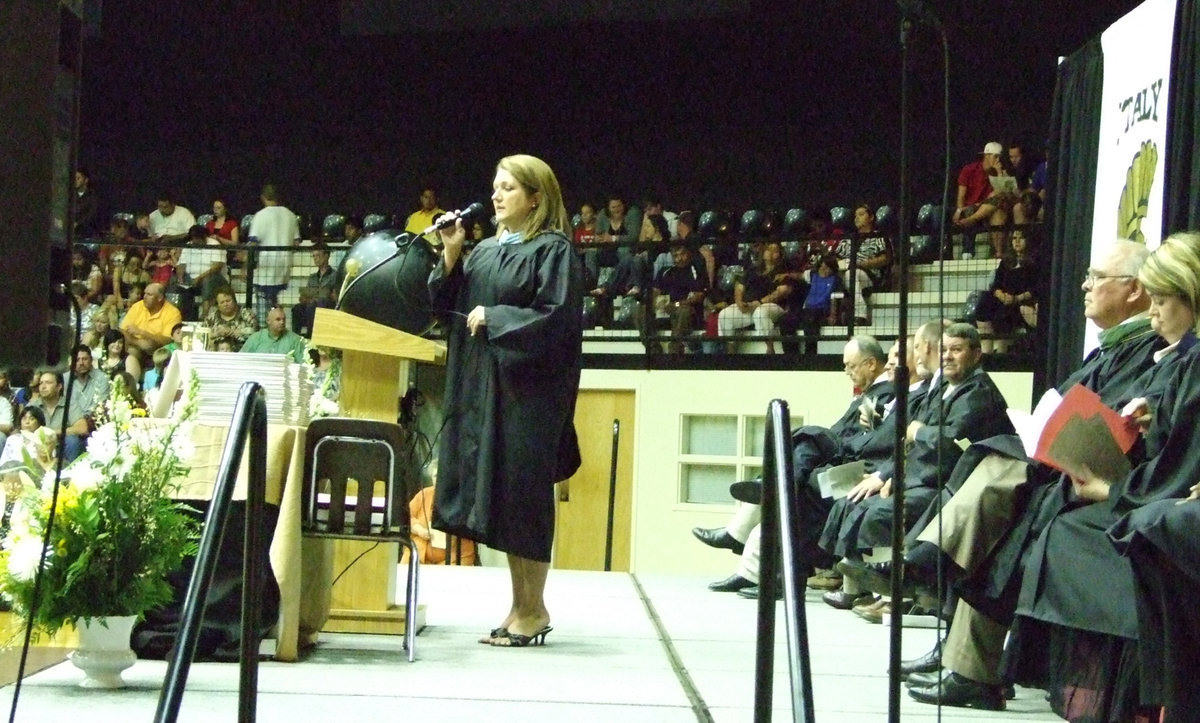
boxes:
[1139,232,1200,327]
[495,154,569,239]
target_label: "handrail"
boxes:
[754,399,815,723]
[155,381,268,723]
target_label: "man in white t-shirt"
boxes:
[148,193,196,244]
[177,225,229,319]
[247,183,300,326]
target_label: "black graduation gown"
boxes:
[951,325,1166,622]
[821,370,1014,555]
[1108,499,1200,713]
[1014,341,1200,639]
[784,379,896,566]
[428,231,583,561]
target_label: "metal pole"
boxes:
[604,419,620,572]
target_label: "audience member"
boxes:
[148,192,196,245]
[71,247,105,303]
[595,195,642,270]
[638,241,706,355]
[953,141,1017,259]
[404,186,445,243]
[240,306,308,363]
[203,288,259,351]
[716,241,791,353]
[114,250,151,309]
[836,204,892,324]
[100,329,143,381]
[0,406,55,469]
[177,225,228,319]
[25,370,87,462]
[120,282,183,366]
[72,167,100,239]
[291,244,338,337]
[205,198,240,246]
[973,229,1040,353]
[343,215,364,245]
[246,183,300,326]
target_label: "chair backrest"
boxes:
[196,213,214,227]
[322,213,347,239]
[240,213,255,238]
[875,205,896,233]
[301,417,416,540]
[829,206,853,234]
[717,263,744,292]
[915,203,943,233]
[783,208,810,238]
[362,213,389,234]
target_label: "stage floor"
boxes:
[0,565,1057,721]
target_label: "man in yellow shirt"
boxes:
[121,282,183,361]
[403,186,445,243]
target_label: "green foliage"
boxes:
[0,375,202,636]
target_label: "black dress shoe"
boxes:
[692,527,745,554]
[904,669,1013,699]
[729,479,763,504]
[822,590,874,610]
[908,672,1005,711]
[899,640,944,676]
[904,668,949,688]
[736,585,782,600]
[708,574,756,592]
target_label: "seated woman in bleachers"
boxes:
[974,229,1040,354]
[0,406,56,470]
[100,328,142,383]
[203,287,259,351]
[114,250,151,308]
[71,248,105,304]
[716,241,791,353]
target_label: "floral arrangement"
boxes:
[0,376,202,636]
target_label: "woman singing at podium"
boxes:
[428,154,583,648]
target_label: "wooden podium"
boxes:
[310,308,445,634]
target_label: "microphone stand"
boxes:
[888,12,913,723]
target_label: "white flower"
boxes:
[69,465,104,492]
[169,423,196,462]
[86,425,120,467]
[6,537,47,583]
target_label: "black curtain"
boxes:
[1033,37,1105,399]
[1164,0,1200,234]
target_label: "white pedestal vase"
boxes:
[70,615,138,688]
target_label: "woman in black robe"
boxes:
[428,154,583,648]
[1003,232,1200,722]
[1108,490,1200,720]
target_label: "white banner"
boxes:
[1085,0,1176,352]
[1093,0,1175,251]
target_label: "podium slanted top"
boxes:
[311,308,446,364]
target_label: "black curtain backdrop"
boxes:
[1034,37,1105,398]
[1165,0,1200,233]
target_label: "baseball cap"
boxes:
[982,141,1003,155]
